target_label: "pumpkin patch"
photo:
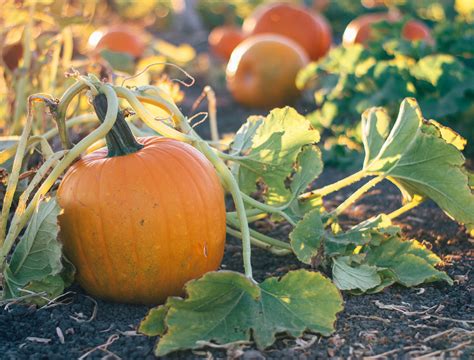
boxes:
[0,1,472,358]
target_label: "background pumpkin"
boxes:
[342,12,432,45]
[242,2,332,61]
[57,95,226,304]
[226,34,309,109]
[89,27,146,58]
[208,25,245,60]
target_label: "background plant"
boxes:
[297,17,474,158]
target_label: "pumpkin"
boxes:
[89,28,146,58]
[226,34,309,108]
[57,94,226,304]
[242,2,332,61]
[208,25,245,60]
[343,12,433,46]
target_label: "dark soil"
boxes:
[1,68,473,359]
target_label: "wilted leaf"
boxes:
[3,198,71,301]
[139,306,168,337]
[147,270,342,356]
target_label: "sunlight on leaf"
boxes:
[142,270,342,356]
[362,98,474,229]
[230,107,321,205]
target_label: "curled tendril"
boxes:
[121,62,195,88]
[189,112,209,128]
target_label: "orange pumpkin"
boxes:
[242,3,332,61]
[226,34,309,108]
[90,28,146,58]
[57,94,226,304]
[343,13,432,46]
[208,25,245,60]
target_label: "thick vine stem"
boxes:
[0,85,119,267]
[239,193,297,225]
[54,81,89,149]
[387,196,424,220]
[226,227,291,256]
[123,86,255,280]
[114,87,193,143]
[226,217,292,251]
[331,176,385,217]
[299,170,369,200]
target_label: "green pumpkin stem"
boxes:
[92,93,143,157]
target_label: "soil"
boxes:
[1,64,473,359]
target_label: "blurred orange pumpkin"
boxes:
[242,3,332,61]
[208,25,245,60]
[343,13,432,46]
[226,34,309,108]
[89,28,146,58]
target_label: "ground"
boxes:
[0,78,472,359]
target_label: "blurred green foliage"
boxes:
[297,16,474,158]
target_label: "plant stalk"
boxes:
[331,176,385,217]
[299,170,368,200]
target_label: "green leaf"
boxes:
[332,257,381,292]
[361,107,391,168]
[289,208,324,264]
[99,50,136,74]
[365,236,453,287]
[139,306,168,337]
[282,146,324,222]
[254,270,342,348]
[362,98,474,229]
[155,271,260,355]
[3,198,71,301]
[230,107,321,205]
[151,270,343,356]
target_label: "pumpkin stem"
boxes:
[92,93,143,157]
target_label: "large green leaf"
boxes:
[141,270,343,356]
[3,198,72,301]
[362,98,474,229]
[230,107,321,204]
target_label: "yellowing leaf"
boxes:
[141,270,342,356]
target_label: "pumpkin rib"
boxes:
[122,155,144,295]
[154,144,213,263]
[134,152,171,298]
[135,148,180,297]
[96,161,120,293]
[146,141,225,272]
[144,144,212,272]
[67,166,102,291]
